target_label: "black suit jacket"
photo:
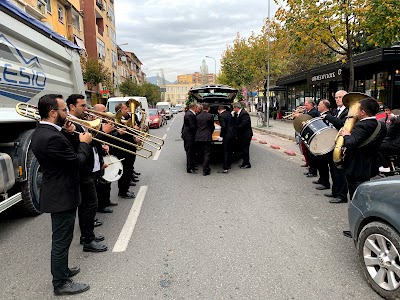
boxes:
[219,110,236,139]
[195,111,215,142]
[343,118,387,180]
[181,110,197,140]
[306,107,319,118]
[31,124,92,213]
[325,107,349,130]
[235,109,253,139]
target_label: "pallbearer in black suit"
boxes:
[195,103,215,176]
[340,97,387,199]
[181,102,198,173]
[218,106,236,173]
[67,94,107,252]
[31,94,92,295]
[233,102,253,168]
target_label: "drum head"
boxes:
[102,155,124,182]
[308,127,338,155]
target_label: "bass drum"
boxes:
[102,155,123,182]
[300,117,338,155]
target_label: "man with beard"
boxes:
[67,94,108,252]
[31,94,92,295]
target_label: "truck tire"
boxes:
[20,148,42,215]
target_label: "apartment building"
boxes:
[10,0,85,44]
[164,83,201,106]
[81,0,118,91]
[177,72,216,84]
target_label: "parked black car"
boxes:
[348,175,400,300]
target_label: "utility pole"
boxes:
[264,0,271,128]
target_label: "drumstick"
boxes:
[107,158,125,166]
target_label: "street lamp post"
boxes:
[205,56,217,83]
[264,0,271,128]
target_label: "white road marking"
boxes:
[152,133,167,161]
[167,127,170,131]
[113,186,148,253]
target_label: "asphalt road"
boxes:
[0,112,381,300]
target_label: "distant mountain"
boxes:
[146,76,172,86]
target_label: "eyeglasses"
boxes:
[53,108,68,112]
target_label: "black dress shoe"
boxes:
[329,198,348,204]
[312,180,322,184]
[203,171,210,176]
[306,173,318,177]
[316,185,330,190]
[83,241,108,252]
[303,172,311,175]
[94,220,103,227]
[54,279,90,295]
[129,181,137,186]
[68,267,80,278]
[80,235,105,245]
[187,170,197,174]
[98,207,113,213]
[239,165,251,169]
[131,178,139,183]
[343,230,352,238]
[118,191,135,199]
[324,193,335,198]
[133,170,141,176]
[109,201,118,206]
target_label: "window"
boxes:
[112,51,117,67]
[110,28,116,48]
[45,0,51,13]
[108,6,115,22]
[57,5,64,23]
[72,10,80,30]
[97,38,105,60]
[37,0,47,14]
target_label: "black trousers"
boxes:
[222,138,234,170]
[317,152,335,188]
[238,137,251,166]
[96,177,111,210]
[184,138,195,171]
[334,166,348,200]
[79,174,98,243]
[197,141,211,171]
[346,174,367,200]
[118,155,133,193]
[51,208,76,288]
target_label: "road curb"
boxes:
[252,126,296,142]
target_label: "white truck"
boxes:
[0,1,84,215]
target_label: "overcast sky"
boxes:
[115,0,279,83]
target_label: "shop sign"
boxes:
[308,68,342,84]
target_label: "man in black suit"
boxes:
[181,102,198,173]
[195,103,215,176]
[233,102,253,168]
[296,98,319,177]
[340,97,387,199]
[67,94,107,252]
[323,90,349,203]
[31,94,92,295]
[313,100,336,191]
[218,106,236,173]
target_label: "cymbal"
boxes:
[293,114,312,133]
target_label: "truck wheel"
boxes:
[20,149,42,215]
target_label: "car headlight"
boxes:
[153,118,159,122]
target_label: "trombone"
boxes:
[15,102,152,159]
[282,106,306,120]
[85,108,164,150]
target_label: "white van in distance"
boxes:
[156,101,173,119]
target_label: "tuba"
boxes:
[332,92,368,166]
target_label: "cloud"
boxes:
[115,0,278,82]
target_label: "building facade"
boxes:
[275,47,400,112]
[177,72,216,84]
[164,83,201,106]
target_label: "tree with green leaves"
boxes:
[81,57,112,91]
[119,79,144,97]
[275,0,400,91]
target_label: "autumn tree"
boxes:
[81,57,112,91]
[118,79,144,96]
[275,0,400,91]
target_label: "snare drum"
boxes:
[102,155,124,182]
[300,118,338,155]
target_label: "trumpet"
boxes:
[85,108,164,150]
[282,106,306,120]
[15,103,152,159]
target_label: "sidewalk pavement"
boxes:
[249,112,296,142]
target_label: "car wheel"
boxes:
[357,221,400,300]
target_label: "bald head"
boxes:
[93,104,106,113]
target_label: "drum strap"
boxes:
[358,122,382,148]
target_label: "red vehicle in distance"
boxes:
[148,108,163,128]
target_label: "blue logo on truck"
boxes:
[0,34,47,102]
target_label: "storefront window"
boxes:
[377,72,389,105]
